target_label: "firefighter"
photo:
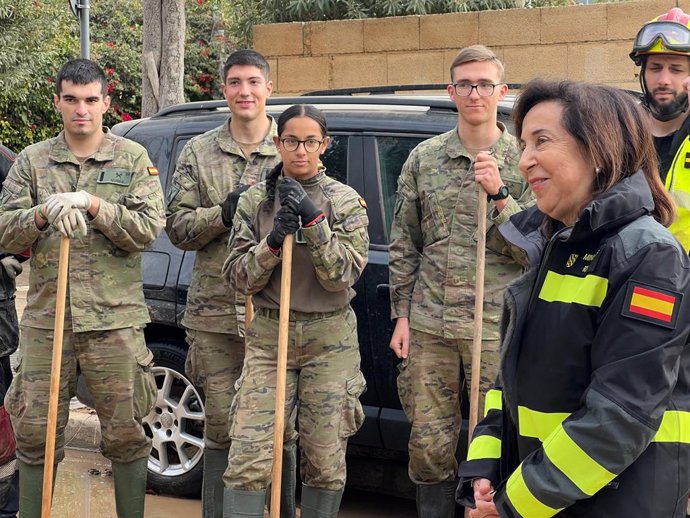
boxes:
[457,79,690,518]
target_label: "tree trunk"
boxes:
[141,0,185,117]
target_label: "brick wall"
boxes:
[253,0,684,95]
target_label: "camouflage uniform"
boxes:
[166,118,280,451]
[0,130,165,465]
[389,125,531,484]
[222,169,369,491]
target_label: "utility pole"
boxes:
[68,0,90,59]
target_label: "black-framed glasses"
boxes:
[279,138,325,153]
[451,82,503,97]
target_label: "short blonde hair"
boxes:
[449,45,505,82]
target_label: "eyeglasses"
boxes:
[633,21,690,53]
[451,82,503,97]
[279,138,324,153]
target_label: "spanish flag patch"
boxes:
[358,197,367,209]
[622,282,681,329]
[147,166,159,176]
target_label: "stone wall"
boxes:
[253,0,687,95]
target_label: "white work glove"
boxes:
[54,208,87,238]
[44,191,91,221]
[0,256,22,279]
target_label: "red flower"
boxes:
[197,0,203,5]
[31,124,37,131]
[121,113,133,122]
[47,77,54,84]
[107,84,115,94]
[105,67,115,77]
[106,41,115,48]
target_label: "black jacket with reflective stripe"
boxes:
[458,172,690,517]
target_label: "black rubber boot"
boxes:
[203,448,229,518]
[299,484,344,518]
[222,488,266,518]
[112,458,148,518]
[416,480,457,518]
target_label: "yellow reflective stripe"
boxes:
[538,271,608,307]
[668,207,690,252]
[484,389,502,417]
[518,406,570,442]
[667,141,690,251]
[467,435,501,460]
[506,464,562,518]
[543,425,615,496]
[653,410,690,443]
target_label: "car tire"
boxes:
[143,340,205,497]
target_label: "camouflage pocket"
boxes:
[227,374,245,439]
[184,335,205,388]
[338,371,366,439]
[133,349,157,419]
[4,370,25,420]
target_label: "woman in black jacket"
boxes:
[458,79,690,518]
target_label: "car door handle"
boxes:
[376,284,390,297]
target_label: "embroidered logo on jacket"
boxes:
[622,282,681,329]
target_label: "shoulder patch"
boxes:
[621,282,681,329]
[358,197,367,209]
[147,166,159,176]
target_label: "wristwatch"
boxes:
[487,185,510,202]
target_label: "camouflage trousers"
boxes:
[5,326,156,465]
[224,306,366,492]
[397,328,499,484]
[184,329,245,450]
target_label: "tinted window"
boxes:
[321,135,347,184]
[375,136,425,241]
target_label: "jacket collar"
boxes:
[446,122,513,171]
[218,115,278,157]
[49,128,115,165]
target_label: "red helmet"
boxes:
[630,8,690,65]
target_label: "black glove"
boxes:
[267,205,300,250]
[220,184,251,227]
[278,177,322,225]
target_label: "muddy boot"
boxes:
[18,460,55,518]
[112,458,147,518]
[416,481,457,518]
[299,484,344,518]
[222,488,265,518]
[203,449,229,518]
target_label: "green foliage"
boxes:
[0,0,230,151]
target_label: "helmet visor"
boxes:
[633,21,690,53]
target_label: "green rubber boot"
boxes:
[18,460,54,518]
[222,488,266,518]
[112,458,148,518]
[416,480,457,518]
[203,449,229,518]
[299,484,344,518]
[266,443,298,518]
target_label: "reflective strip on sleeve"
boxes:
[542,425,616,496]
[538,271,608,307]
[518,406,571,442]
[506,464,563,518]
[653,410,690,443]
[467,435,501,461]
[484,389,503,417]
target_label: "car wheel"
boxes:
[142,340,205,497]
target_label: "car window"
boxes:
[375,136,425,241]
[321,135,347,185]
[170,135,348,188]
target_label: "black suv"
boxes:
[108,92,515,498]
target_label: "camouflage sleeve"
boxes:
[89,149,165,252]
[301,191,369,292]
[223,190,281,296]
[0,152,47,253]
[165,142,227,250]
[388,151,423,320]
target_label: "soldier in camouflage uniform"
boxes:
[0,60,165,518]
[166,50,297,518]
[388,46,532,517]
[222,105,369,518]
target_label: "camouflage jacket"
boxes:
[389,125,532,340]
[0,130,165,332]
[166,118,280,334]
[223,169,369,313]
